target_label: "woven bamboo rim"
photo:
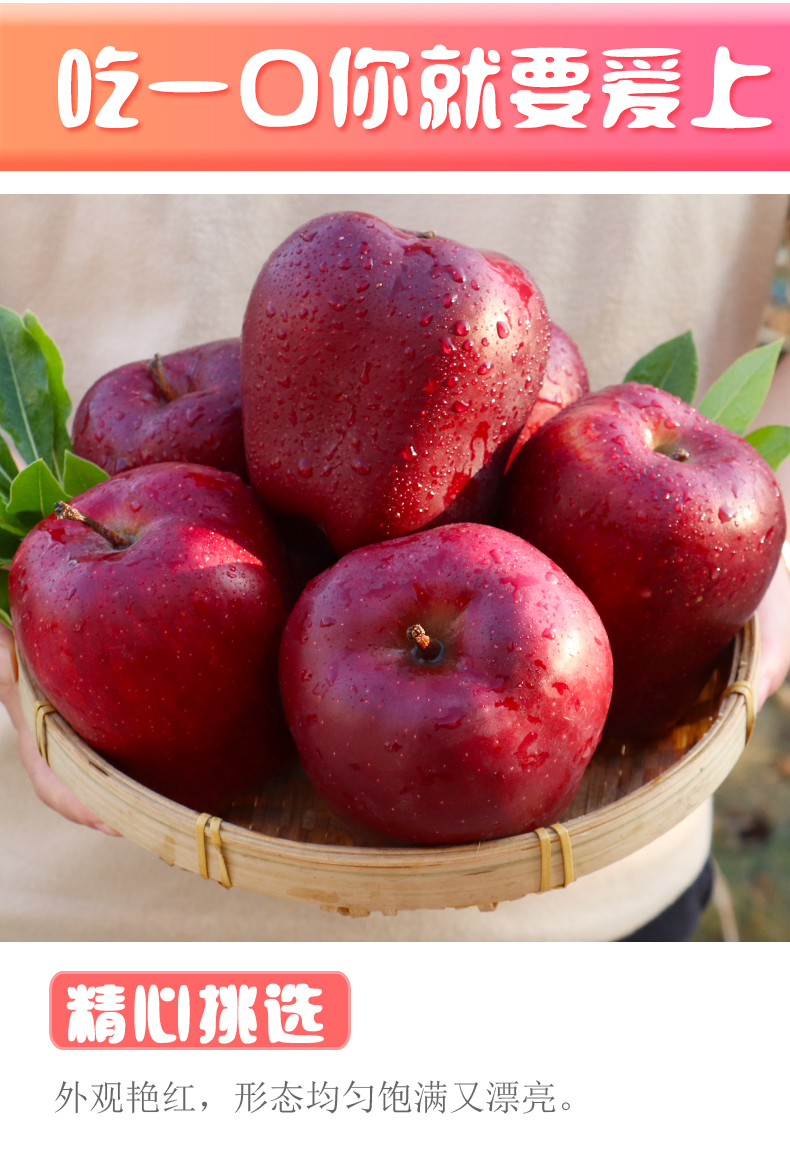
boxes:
[17,618,758,915]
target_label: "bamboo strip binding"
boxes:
[33,699,56,763]
[534,823,575,892]
[721,680,755,742]
[195,813,232,889]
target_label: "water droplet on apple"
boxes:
[455,321,470,337]
[129,501,142,512]
[545,571,559,584]
[453,400,470,413]
[440,337,455,355]
[351,458,372,476]
[328,297,346,311]
[542,627,555,639]
[443,293,457,308]
[718,505,736,522]
[320,617,336,627]
[497,320,510,338]
[298,459,313,478]
[266,303,276,317]
[477,362,493,375]
[419,314,433,327]
[423,379,440,395]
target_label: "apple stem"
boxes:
[148,354,179,403]
[54,502,132,550]
[672,448,690,462]
[415,231,436,240]
[407,624,444,662]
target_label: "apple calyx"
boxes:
[54,501,132,550]
[406,624,444,663]
[654,441,691,463]
[148,353,179,403]
[414,230,436,239]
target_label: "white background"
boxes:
[3,940,786,1149]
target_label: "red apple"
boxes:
[241,212,550,556]
[279,523,612,845]
[502,382,785,736]
[505,322,589,471]
[10,463,293,812]
[72,338,247,479]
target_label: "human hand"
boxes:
[0,625,119,835]
[756,550,790,710]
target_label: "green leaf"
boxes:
[0,437,18,500]
[23,311,71,480]
[623,330,699,404]
[6,458,68,520]
[0,497,25,538]
[699,339,783,434]
[0,306,54,466]
[63,450,108,497]
[0,569,10,629]
[0,527,21,565]
[745,424,790,470]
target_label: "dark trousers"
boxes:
[619,858,714,942]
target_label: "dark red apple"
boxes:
[72,338,247,479]
[279,523,612,845]
[241,212,550,556]
[10,463,293,812]
[506,322,589,471]
[502,382,785,737]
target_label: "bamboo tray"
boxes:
[18,619,758,916]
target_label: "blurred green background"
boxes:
[695,685,790,941]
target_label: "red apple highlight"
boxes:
[279,523,612,845]
[506,322,589,470]
[11,463,293,812]
[503,382,785,736]
[73,338,247,479]
[241,212,550,556]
